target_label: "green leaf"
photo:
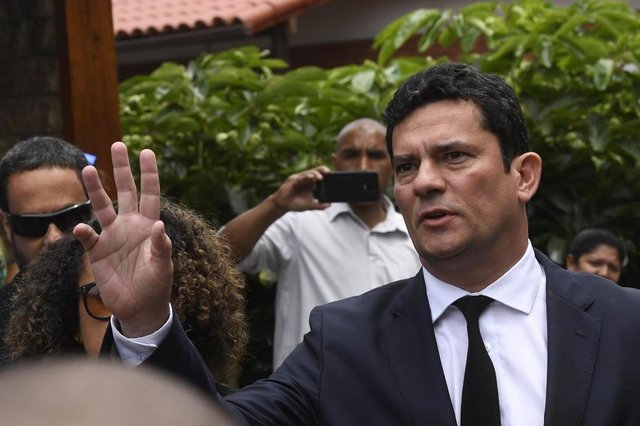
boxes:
[377,42,398,66]
[461,27,482,54]
[569,37,610,59]
[392,9,440,49]
[592,58,614,91]
[487,34,528,61]
[260,58,289,69]
[553,12,587,37]
[155,112,200,133]
[539,36,553,68]
[283,67,327,82]
[255,79,317,106]
[587,113,610,152]
[351,70,376,92]
[417,10,452,52]
[150,62,187,79]
[373,13,408,49]
[466,16,493,37]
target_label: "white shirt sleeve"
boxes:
[110,304,174,366]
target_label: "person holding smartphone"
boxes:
[220,118,421,369]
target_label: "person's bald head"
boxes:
[336,118,386,150]
[0,358,236,426]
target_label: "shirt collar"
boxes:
[325,196,406,233]
[425,241,543,324]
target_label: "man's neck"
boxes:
[422,238,530,292]
[349,198,387,229]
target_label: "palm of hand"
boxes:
[88,212,172,324]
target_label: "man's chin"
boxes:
[419,243,465,261]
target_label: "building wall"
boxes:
[290,0,468,47]
[0,0,63,154]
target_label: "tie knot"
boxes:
[454,295,495,323]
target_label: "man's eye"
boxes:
[342,151,359,159]
[446,152,466,161]
[395,163,413,173]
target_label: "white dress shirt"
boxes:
[425,241,547,426]
[239,196,421,368]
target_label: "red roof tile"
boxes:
[112,0,328,39]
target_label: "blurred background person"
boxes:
[566,228,627,284]
[221,118,420,369]
[3,200,248,389]
[0,358,237,426]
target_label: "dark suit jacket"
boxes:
[148,250,640,425]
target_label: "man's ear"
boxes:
[512,152,542,203]
[0,210,12,245]
[566,254,577,271]
[330,152,338,168]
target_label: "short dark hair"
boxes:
[384,62,529,171]
[568,228,627,267]
[0,136,89,212]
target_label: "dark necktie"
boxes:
[454,295,501,426]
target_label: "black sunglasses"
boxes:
[7,201,92,238]
[78,282,111,321]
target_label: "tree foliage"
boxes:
[373,0,640,284]
[120,47,428,223]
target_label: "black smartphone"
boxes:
[314,171,379,203]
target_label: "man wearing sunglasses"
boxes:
[0,136,92,361]
[0,136,91,281]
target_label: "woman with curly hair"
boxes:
[3,200,248,385]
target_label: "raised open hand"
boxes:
[73,142,173,337]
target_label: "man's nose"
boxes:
[42,222,65,244]
[356,155,370,170]
[592,265,609,278]
[413,162,446,195]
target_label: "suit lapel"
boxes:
[380,272,457,426]
[537,251,601,426]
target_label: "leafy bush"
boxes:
[120,46,428,223]
[374,0,640,284]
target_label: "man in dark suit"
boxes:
[75,63,640,425]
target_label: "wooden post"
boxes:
[56,0,119,195]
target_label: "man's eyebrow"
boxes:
[391,154,416,164]
[431,140,470,153]
[392,140,473,161]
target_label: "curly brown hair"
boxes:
[4,200,248,383]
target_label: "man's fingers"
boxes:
[150,221,173,273]
[82,166,117,227]
[112,142,139,215]
[139,149,161,221]
[73,223,99,252]
[313,165,331,176]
